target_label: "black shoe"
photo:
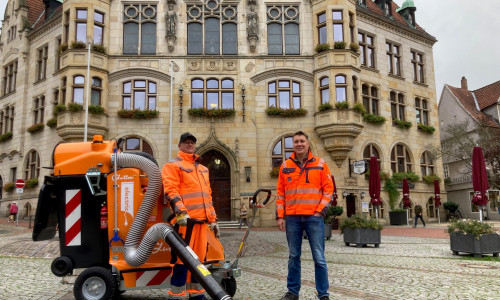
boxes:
[319,297,330,300]
[279,292,299,300]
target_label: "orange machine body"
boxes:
[54,140,116,176]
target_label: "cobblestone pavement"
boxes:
[1,221,500,300]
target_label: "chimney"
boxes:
[461,76,468,90]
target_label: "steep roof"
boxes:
[446,84,500,129]
[359,0,436,42]
[473,80,500,110]
[27,0,45,26]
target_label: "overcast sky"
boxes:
[0,0,499,96]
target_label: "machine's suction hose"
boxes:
[113,153,232,300]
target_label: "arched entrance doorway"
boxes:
[346,194,356,217]
[202,150,231,220]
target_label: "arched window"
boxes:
[122,80,157,110]
[268,79,301,109]
[420,151,435,176]
[271,136,294,169]
[191,78,234,109]
[267,5,300,55]
[335,75,346,103]
[362,84,379,115]
[369,202,384,218]
[390,91,405,121]
[363,143,381,164]
[24,150,40,180]
[91,77,102,106]
[73,75,85,104]
[320,77,329,104]
[391,143,412,173]
[121,136,154,156]
[123,4,157,55]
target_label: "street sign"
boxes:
[15,179,25,189]
[16,188,24,193]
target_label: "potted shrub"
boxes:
[315,43,330,53]
[444,201,460,220]
[318,103,334,112]
[326,205,344,231]
[385,178,407,225]
[447,219,500,257]
[269,167,279,178]
[334,41,347,49]
[335,101,349,109]
[340,214,383,248]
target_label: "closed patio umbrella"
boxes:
[331,175,338,207]
[434,179,441,224]
[402,178,411,226]
[369,156,382,219]
[472,146,489,221]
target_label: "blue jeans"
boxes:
[285,215,329,298]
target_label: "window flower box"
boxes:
[422,174,441,184]
[392,119,412,129]
[71,41,86,49]
[26,178,39,189]
[118,109,159,119]
[265,107,307,117]
[3,182,15,192]
[27,123,45,134]
[392,172,419,182]
[417,123,436,134]
[68,103,83,112]
[349,42,360,53]
[334,41,347,49]
[0,132,13,142]
[53,104,67,116]
[46,118,57,128]
[91,43,106,54]
[188,108,235,118]
[362,113,386,125]
[353,103,366,115]
[315,43,330,53]
[318,103,334,112]
[269,167,279,178]
[335,101,349,109]
[88,105,105,115]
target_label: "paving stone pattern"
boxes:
[1,223,500,300]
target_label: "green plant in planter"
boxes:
[363,113,386,125]
[0,132,13,142]
[318,103,334,112]
[269,167,280,178]
[447,219,495,239]
[384,178,400,211]
[265,107,307,117]
[315,43,330,53]
[393,119,412,129]
[444,177,451,184]
[443,201,459,214]
[118,109,159,119]
[188,108,235,118]
[364,169,390,181]
[25,178,38,189]
[46,118,57,127]
[422,174,441,184]
[325,206,344,225]
[339,214,383,234]
[335,101,349,109]
[349,42,360,52]
[392,172,419,182]
[418,123,436,134]
[71,41,86,49]
[3,182,15,192]
[58,43,68,53]
[27,122,45,133]
[334,41,347,49]
[68,102,83,112]
[353,103,366,115]
[91,43,106,54]
[88,105,105,115]
[54,104,67,116]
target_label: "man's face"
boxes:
[179,138,196,154]
[293,135,309,156]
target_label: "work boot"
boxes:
[189,295,207,300]
[279,292,299,300]
[319,296,330,300]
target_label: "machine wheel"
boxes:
[221,277,237,297]
[74,266,117,300]
[51,256,74,277]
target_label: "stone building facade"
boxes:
[0,0,445,226]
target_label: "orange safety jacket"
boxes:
[276,151,334,219]
[162,151,217,223]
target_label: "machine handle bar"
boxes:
[251,189,272,208]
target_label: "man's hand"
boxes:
[176,213,190,226]
[210,222,220,238]
[313,212,323,217]
[277,218,285,232]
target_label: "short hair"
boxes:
[293,131,309,140]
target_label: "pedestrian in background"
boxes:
[276,131,334,300]
[413,204,426,227]
[239,202,248,229]
[9,202,18,222]
[162,132,219,300]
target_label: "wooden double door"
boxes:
[201,150,231,220]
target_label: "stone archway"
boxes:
[202,150,231,220]
[23,202,32,219]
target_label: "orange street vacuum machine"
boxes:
[32,136,238,300]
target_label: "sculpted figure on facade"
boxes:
[247,6,259,51]
[166,4,177,51]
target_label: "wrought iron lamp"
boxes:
[244,166,251,183]
[179,85,184,122]
[360,191,366,199]
[342,191,348,199]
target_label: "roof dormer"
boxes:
[373,0,393,18]
[396,0,417,28]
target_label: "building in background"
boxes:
[0,0,444,225]
[438,76,500,220]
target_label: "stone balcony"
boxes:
[314,49,360,70]
[56,110,108,141]
[60,49,108,70]
[314,109,364,167]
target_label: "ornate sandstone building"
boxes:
[0,0,444,226]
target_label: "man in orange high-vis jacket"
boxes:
[276,131,334,300]
[162,132,219,300]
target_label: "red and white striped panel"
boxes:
[65,189,82,246]
[135,269,171,287]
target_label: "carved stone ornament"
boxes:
[223,60,237,71]
[344,177,358,186]
[172,61,180,72]
[188,60,201,71]
[245,61,255,72]
[333,156,347,168]
[206,60,220,71]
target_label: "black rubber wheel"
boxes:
[221,277,237,297]
[51,256,74,277]
[74,266,117,300]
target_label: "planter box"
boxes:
[389,211,407,225]
[303,224,332,240]
[343,228,381,248]
[450,232,500,257]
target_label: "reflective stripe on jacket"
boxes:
[276,151,334,218]
[162,151,217,223]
